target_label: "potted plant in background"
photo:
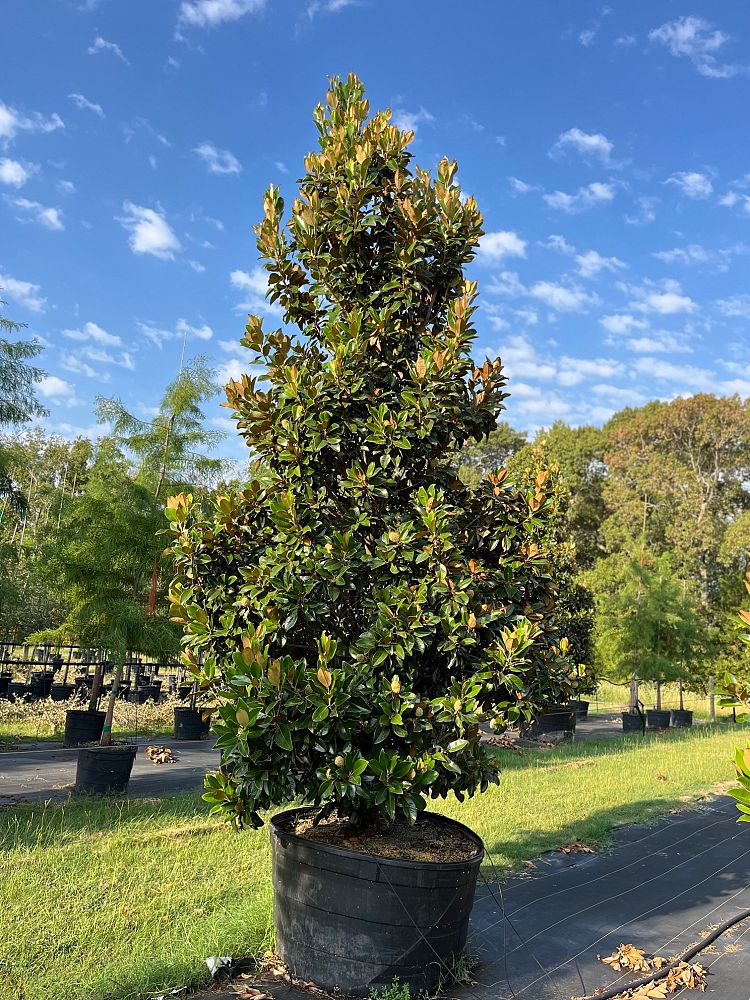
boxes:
[168,74,572,996]
[28,440,179,790]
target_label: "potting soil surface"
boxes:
[192,795,750,1000]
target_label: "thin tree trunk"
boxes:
[99,663,123,747]
[679,678,684,712]
[88,662,104,712]
[629,672,639,713]
[656,679,662,711]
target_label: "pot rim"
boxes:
[270,805,484,870]
[77,742,137,755]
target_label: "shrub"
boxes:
[167,74,574,831]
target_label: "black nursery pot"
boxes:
[646,709,671,730]
[570,699,589,721]
[670,709,693,728]
[622,711,645,733]
[50,683,75,702]
[178,683,193,701]
[270,807,483,996]
[173,706,210,740]
[63,709,105,747]
[523,706,577,737]
[30,671,54,699]
[74,744,137,795]
[0,674,11,698]
[8,682,32,703]
[137,684,160,703]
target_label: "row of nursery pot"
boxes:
[621,707,693,733]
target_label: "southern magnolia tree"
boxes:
[167,75,574,831]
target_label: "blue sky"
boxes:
[2,0,750,463]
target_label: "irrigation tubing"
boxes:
[575,902,750,1000]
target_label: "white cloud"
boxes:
[578,29,597,48]
[189,259,206,273]
[57,179,76,195]
[307,0,356,17]
[544,234,576,255]
[632,356,708,389]
[138,317,213,348]
[87,36,129,64]
[6,197,64,230]
[590,383,647,406]
[544,182,615,213]
[529,281,598,313]
[392,106,434,134]
[477,231,526,263]
[551,127,614,165]
[230,266,281,314]
[0,101,63,142]
[0,158,36,187]
[69,92,104,118]
[599,313,649,335]
[649,16,747,79]
[37,375,76,402]
[575,249,626,278]
[60,354,101,379]
[716,295,750,319]
[487,270,527,298]
[624,196,657,226]
[118,202,181,259]
[626,333,692,355]
[81,345,135,370]
[627,279,697,315]
[558,356,619,386]
[0,270,46,312]
[653,243,747,271]
[193,142,242,175]
[63,321,122,348]
[665,170,713,200]
[178,0,266,28]
[509,177,539,194]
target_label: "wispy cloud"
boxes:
[626,279,698,316]
[37,375,77,404]
[87,36,129,64]
[665,170,713,200]
[543,182,615,213]
[193,142,242,175]
[0,158,37,188]
[6,196,64,231]
[230,266,280,314]
[138,318,213,348]
[118,202,181,259]
[649,16,747,79]
[550,127,614,165]
[0,269,46,312]
[63,321,122,348]
[307,0,356,17]
[391,105,434,134]
[178,0,266,29]
[0,101,63,142]
[69,92,104,118]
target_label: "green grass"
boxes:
[0,720,172,743]
[0,725,747,1000]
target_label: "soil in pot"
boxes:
[74,744,137,795]
[64,709,105,747]
[622,711,645,734]
[670,708,693,728]
[173,706,210,740]
[271,807,483,996]
[646,709,671,730]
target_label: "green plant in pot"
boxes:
[167,74,572,996]
[28,440,179,789]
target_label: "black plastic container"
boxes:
[63,709,105,747]
[622,711,645,734]
[524,706,577,737]
[570,699,589,721]
[646,709,671,730]
[50,683,76,702]
[0,673,11,698]
[173,706,210,740]
[178,683,194,701]
[73,675,91,695]
[137,684,160,703]
[30,671,54,699]
[670,709,693,728]
[8,682,32,703]
[270,807,483,996]
[74,744,137,795]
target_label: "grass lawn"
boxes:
[0,724,747,1000]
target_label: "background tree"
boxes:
[590,543,709,711]
[168,74,574,832]
[97,356,225,612]
[458,421,526,487]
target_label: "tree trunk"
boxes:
[656,679,662,711]
[88,662,104,712]
[629,672,639,713]
[99,663,123,747]
[679,678,684,712]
